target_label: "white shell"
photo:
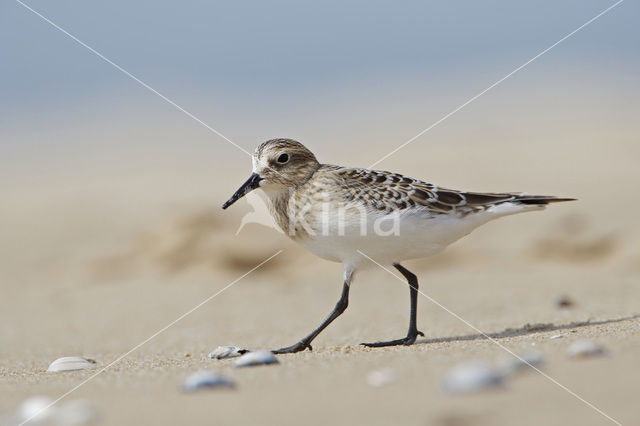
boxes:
[19,396,54,423]
[207,346,248,359]
[17,396,98,425]
[442,361,503,394]
[366,368,397,387]
[182,370,235,392]
[232,350,279,368]
[567,340,607,358]
[499,352,545,375]
[550,333,566,339]
[47,357,96,372]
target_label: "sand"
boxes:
[1,128,639,426]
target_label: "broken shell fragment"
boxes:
[207,346,248,359]
[182,371,235,392]
[366,368,397,387]
[232,350,279,368]
[442,361,503,394]
[47,357,96,372]
[567,340,607,358]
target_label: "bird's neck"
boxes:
[262,187,294,237]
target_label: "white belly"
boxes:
[295,203,542,267]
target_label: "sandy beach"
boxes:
[2,127,639,425]
[2,2,639,423]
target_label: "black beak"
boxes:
[222,173,263,209]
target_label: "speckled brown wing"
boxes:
[331,166,573,215]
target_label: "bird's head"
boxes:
[222,138,320,209]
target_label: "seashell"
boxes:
[366,368,397,387]
[19,396,54,423]
[441,361,503,394]
[47,357,96,372]
[232,350,279,368]
[182,370,235,392]
[207,346,248,359]
[550,333,566,339]
[499,352,545,375]
[17,396,98,425]
[556,296,574,309]
[567,340,607,358]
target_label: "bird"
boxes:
[222,138,575,354]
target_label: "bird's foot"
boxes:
[361,330,424,348]
[272,340,313,354]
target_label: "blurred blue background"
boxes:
[1,0,638,238]
[2,0,638,173]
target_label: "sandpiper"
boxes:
[222,139,574,353]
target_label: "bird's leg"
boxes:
[362,263,424,347]
[272,280,350,354]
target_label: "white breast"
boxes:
[296,202,544,267]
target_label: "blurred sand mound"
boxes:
[530,214,619,262]
[90,209,288,281]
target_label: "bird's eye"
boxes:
[277,153,289,164]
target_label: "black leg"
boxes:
[362,263,424,347]
[273,280,350,354]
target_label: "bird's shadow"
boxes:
[415,314,639,345]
